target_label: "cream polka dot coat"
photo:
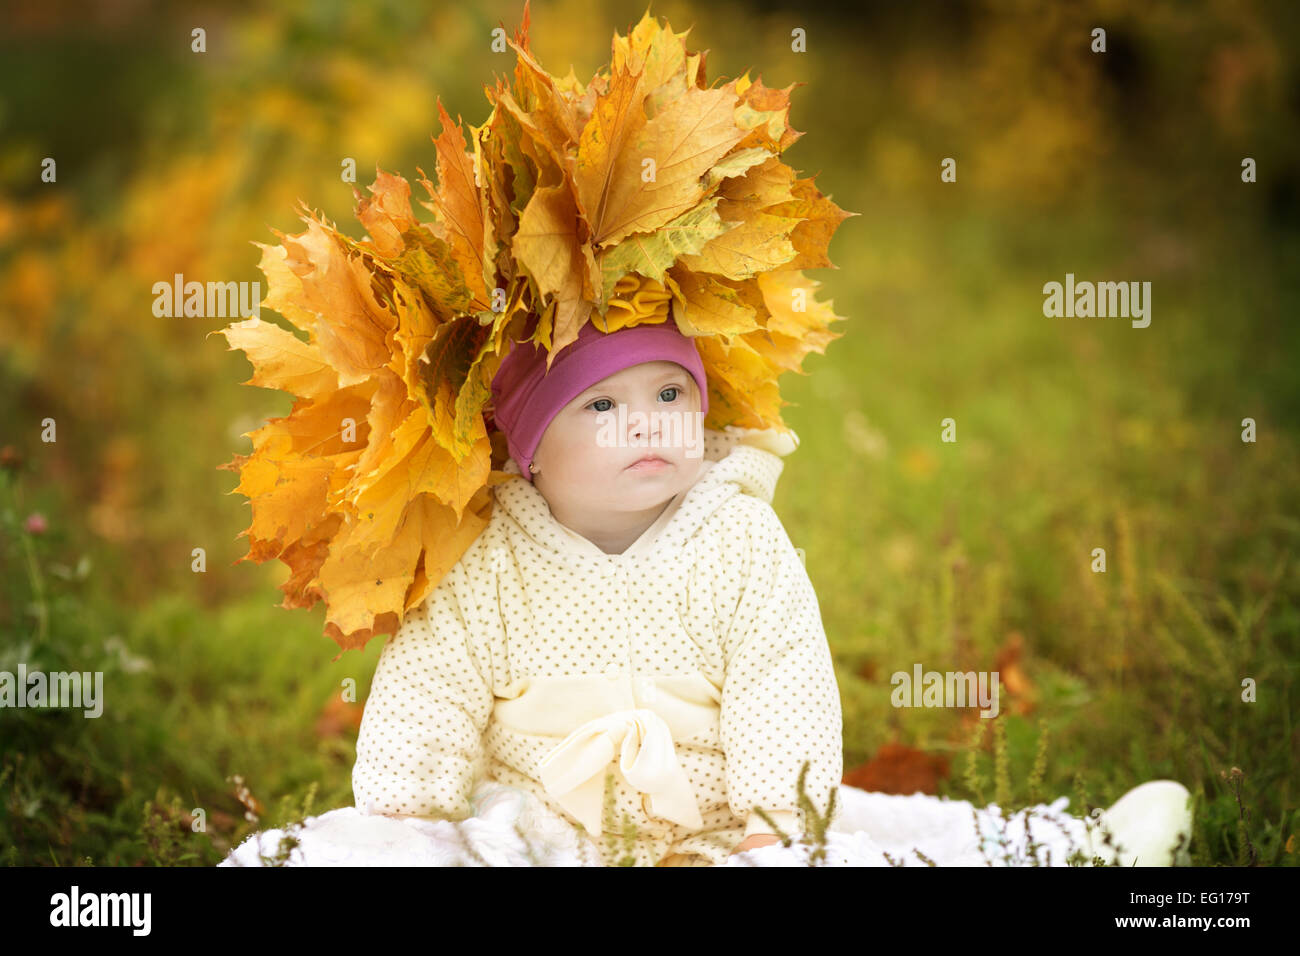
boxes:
[352,426,844,866]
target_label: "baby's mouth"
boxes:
[626,454,671,470]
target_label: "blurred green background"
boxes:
[1,0,1296,866]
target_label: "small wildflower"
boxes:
[24,512,47,534]
[228,773,263,825]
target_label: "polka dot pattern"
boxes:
[352,429,843,866]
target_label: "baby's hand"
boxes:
[730,833,783,856]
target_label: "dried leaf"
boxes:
[843,743,952,795]
[316,695,365,740]
[995,630,1038,715]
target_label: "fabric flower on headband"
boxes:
[213,0,857,656]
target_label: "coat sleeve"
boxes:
[717,499,843,837]
[352,562,494,821]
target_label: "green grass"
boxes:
[3,221,1296,864]
[0,0,1295,868]
[4,203,1297,866]
[774,197,1298,868]
[0,469,380,865]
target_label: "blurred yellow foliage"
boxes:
[901,446,939,481]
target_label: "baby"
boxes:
[222,316,1196,869]
[351,317,845,866]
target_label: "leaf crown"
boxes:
[215,0,857,654]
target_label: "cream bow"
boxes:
[537,708,704,835]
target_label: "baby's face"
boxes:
[531,360,705,514]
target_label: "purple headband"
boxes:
[489,319,710,483]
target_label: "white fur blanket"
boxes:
[219,780,1192,867]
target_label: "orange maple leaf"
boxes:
[844,742,952,795]
[315,695,365,740]
[994,630,1038,716]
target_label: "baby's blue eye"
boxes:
[587,388,682,413]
